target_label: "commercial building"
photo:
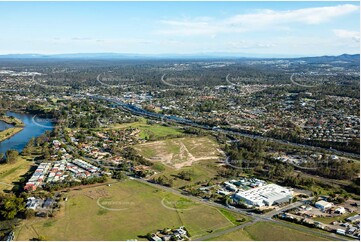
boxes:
[315,200,333,211]
[233,183,293,207]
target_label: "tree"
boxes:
[112,171,127,180]
[24,209,35,219]
[178,170,193,181]
[5,150,19,164]
[0,193,25,220]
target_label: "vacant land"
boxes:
[105,119,183,140]
[134,136,223,169]
[208,228,253,241]
[151,158,222,189]
[15,179,248,241]
[210,222,328,241]
[0,156,32,191]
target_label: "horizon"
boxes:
[0,1,359,56]
[0,52,360,59]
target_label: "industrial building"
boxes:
[233,183,293,207]
[315,200,333,211]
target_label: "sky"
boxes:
[0,1,359,57]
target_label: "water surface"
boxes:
[0,111,54,154]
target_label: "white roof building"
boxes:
[233,184,293,207]
[315,200,333,211]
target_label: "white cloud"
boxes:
[158,4,359,36]
[227,40,277,50]
[333,29,360,42]
[226,4,359,26]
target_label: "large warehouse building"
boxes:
[233,183,293,207]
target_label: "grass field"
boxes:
[0,127,23,142]
[15,179,248,241]
[208,228,253,241]
[210,222,329,241]
[153,159,222,189]
[104,118,183,140]
[0,156,32,191]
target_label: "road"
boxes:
[194,220,257,241]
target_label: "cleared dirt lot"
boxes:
[134,136,223,169]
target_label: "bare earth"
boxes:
[134,137,223,169]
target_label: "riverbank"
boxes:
[0,127,24,143]
[0,111,54,155]
[0,115,25,127]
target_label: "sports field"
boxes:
[15,179,248,241]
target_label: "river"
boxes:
[0,111,54,154]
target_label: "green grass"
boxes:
[244,222,328,241]
[0,156,32,191]
[152,163,166,172]
[43,221,54,228]
[0,127,23,142]
[15,180,248,241]
[105,118,183,140]
[0,115,24,127]
[211,222,329,241]
[208,228,253,241]
[218,208,249,225]
[151,159,221,189]
[138,124,183,140]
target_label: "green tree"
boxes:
[5,150,19,164]
[0,193,25,220]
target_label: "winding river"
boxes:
[0,111,54,154]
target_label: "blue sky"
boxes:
[0,1,359,56]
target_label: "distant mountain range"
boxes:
[0,52,359,61]
[294,54,360,63]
